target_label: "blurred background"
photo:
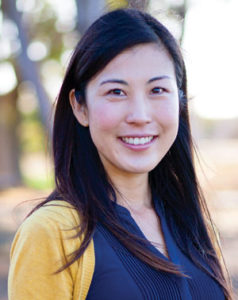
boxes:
[0,0,237,299]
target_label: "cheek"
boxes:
[88,103,120,133]
[157,100,179,130]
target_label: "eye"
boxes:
[151,87,166,94]
[107,89,125,96]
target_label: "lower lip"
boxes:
[118,136,158,151]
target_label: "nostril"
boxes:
[126,118,152,125]
[126,111,152,124]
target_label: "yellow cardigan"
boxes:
[8,201,95,300]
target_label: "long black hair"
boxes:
[32,8,232,299]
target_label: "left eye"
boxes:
[151,87,165,94]
[108,89,124,96]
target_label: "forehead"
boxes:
[88,43,176,86]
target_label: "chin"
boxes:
[123,162,159,175]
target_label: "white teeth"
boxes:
[121,136,154,145]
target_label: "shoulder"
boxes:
[10,200,82,263]
[11,200,83,259]
[23,200,80,228]
[8,200,95,300]
[13,201,79,245]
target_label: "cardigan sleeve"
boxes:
[8,201,95,300]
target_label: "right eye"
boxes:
[151,87,166,95]
[107,89,125,96]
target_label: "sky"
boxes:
[182,0,238,119]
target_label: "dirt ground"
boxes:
[0,139,238,299]
[0,188,49,300]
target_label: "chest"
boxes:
[130,209,169,258]
[86,222,225,300]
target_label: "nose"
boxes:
[125,95,152,125]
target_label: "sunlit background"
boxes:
[0,0,237,299]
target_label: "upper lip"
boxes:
[119,134,158,138]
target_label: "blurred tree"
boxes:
[2,0,52,132]
[169,0,188,44]
[75,0,150,35]
[0,0,53,188]
[107,0,128,10]
[0,90,21,188]
[128,0,149,10]
[76,0,106,34]
[107,0,149,10]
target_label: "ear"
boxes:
[69,89,89,127]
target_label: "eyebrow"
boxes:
[100,75,171,86]
[148,75,171,83]
[100,79,128,86]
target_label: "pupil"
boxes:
[114,89,121,94]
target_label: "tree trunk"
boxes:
[76,0,106,34]
[0,91,21,189]
[2,0,52,135]
[128,0,149,10]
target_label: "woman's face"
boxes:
[72,43,179,179]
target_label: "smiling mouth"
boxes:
[120,136,156,145]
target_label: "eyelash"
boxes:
[106,87,167,97]
[151,87,166,94]
[107,89,125,96]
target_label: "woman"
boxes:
[8,8,232,300]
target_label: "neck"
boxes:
[109,171,152,211]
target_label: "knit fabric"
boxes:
[86,198,225,300]
[8,201,95,300]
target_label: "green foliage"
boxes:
[107,0,128,10]
[22,174,54,190]
[18,111,54,190]
[19,111,48,153]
